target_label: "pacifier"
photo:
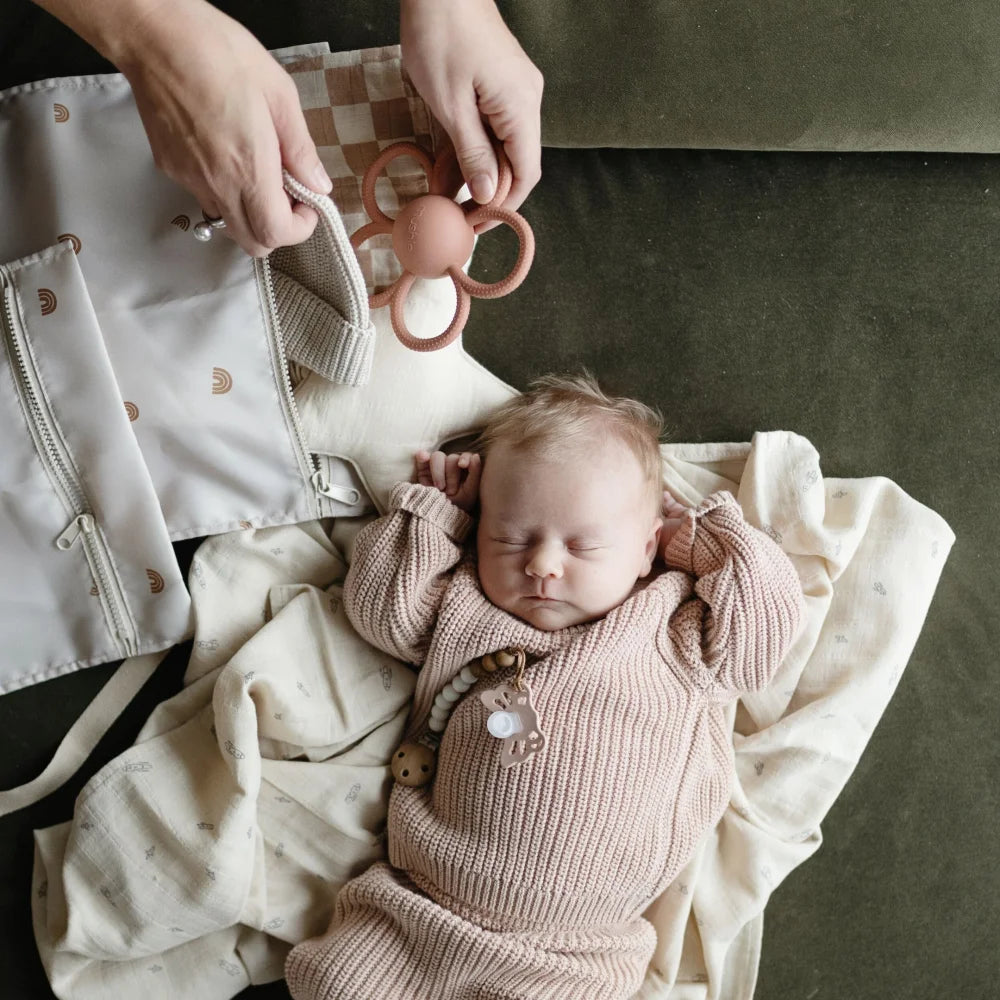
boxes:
[479,648,547,770]
[486,709,524,739]
[350,140,535,352]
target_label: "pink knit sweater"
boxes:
[342,483,802,934]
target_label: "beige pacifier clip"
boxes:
[478,648,547,768]
[391,647,547,787]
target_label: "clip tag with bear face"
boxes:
[480,681,546,768]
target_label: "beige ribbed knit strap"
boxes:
[275,170,375,386]
[0,652,166,818]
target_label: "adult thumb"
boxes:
[274,93,332,195]
[449,112,498,204]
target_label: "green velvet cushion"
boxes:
[508,1,1000,150]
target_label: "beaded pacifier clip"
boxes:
[391,646,547,787]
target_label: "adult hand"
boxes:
[401,0,544,216]
[415,450,482,512]
[114,0,332,257]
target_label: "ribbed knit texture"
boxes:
[271,269,373,386]
[285,862,656,1000]
[271,173,375,386]
[285,483,803,999]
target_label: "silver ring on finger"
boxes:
[193,211,227,242]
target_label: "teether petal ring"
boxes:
[450,209,535,298]
[360,142,435,225]
[389,272,472,352]
[350,140,534,352]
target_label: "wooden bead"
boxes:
[391,742,436,787]
[495,649,517,668]
[481,653,499,673]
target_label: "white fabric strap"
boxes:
[0,653,166,818]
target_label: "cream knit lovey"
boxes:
[286,484,802,1000]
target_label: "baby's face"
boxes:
[476,440,662,631]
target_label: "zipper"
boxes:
[256,173,374,519]
[55,512,96,550]
[253,255,333,518]
[310,467,361,506]
[255,256,364,514]
[0,263,139,657]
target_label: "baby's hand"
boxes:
[658,489,689,557]
[415,450,482,512]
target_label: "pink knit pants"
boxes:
[284,862,656,1000]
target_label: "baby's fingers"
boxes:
[444,454,464,496]
[427,450,449,491]
[662,490,688,516]
[452,453,482,511]
[414,449,434,486]
[460,452,482,496]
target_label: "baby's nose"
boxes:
[525,542,564,578]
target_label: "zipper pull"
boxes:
[56,513,95,550]
[310,470,360,506]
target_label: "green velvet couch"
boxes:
[1,2,996,998]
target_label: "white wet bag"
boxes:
[0,63,373,545]
[1,241,191,691]
[0,46,374,692]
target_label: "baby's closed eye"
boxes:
[490,537,603,555]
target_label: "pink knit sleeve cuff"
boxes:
[389,482,474,543]
[661,491,737,572]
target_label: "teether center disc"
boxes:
[393,195,475,278]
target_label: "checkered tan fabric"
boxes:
[286,45,446,296]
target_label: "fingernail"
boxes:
[470,173,495,203]
[312,164,333,193]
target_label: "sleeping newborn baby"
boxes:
[285,373,803,1000]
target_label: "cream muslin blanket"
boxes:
[31,430,953,1000]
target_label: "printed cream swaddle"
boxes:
[29,428,954,1000]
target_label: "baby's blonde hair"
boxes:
[475,372,665,512]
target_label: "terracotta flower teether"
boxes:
[350,141,535,352]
